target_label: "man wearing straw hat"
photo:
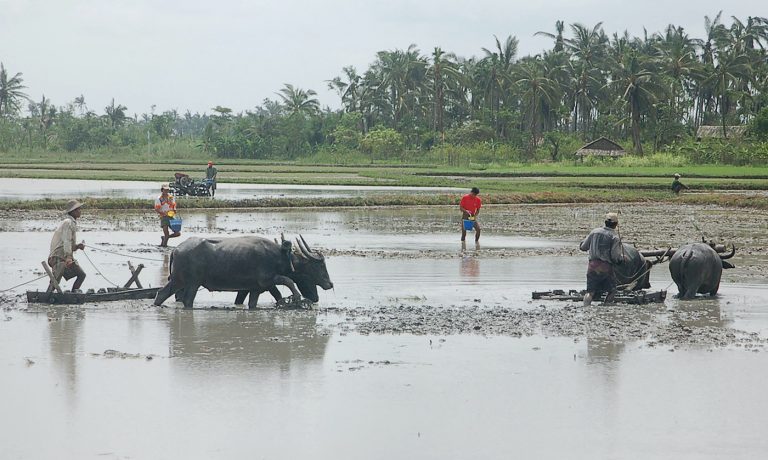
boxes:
[671,173,688,195]
[155,185,180,247]
[579,212,626,307]
[47,200,86,292]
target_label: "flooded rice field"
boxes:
[0,177,463,201]
[2,203,768,459]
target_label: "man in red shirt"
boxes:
[459,187,482,242]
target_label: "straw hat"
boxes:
[605,212,619,223]
[65,200,83,213]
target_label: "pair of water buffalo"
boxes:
[154,235,333,309]
[619,242,735,299]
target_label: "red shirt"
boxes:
[460,194,482,214]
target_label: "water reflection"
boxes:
[204,211,218,232]
[165,310,330,373]
[47,306,85,405]
[157,252,171,288]
[459,242,481,280]
[668,297,728,329]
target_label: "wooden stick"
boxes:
[42,260,63,294]
[123,262,145,288]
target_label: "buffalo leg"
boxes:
[247,289,262,310]
[236,286,282,307]
[154,281,180,306]
[268,286,282,302]
[271,275,301,299]
[182,284,200,309]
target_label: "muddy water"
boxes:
[0,178,462,200]
[2,204,768,459]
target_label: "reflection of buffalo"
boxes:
[167,310,330,369]
[669,243,735,299]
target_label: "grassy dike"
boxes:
[1,159,767,211]
[3,191,767,212]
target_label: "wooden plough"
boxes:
[532,289,667,304]
[27,261,158,304]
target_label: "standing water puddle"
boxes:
[1,204,768,458]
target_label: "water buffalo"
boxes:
[669,243,735,299]
[154,235,333,309]
[614,243,653,290]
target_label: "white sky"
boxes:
[0,0,764,116]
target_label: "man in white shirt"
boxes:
[48,200,86,292]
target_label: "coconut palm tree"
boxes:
[655,25,702,121]
[429,47,462,138]
[277,84,320,118]
[474,35,519,137]
[371,45,428,127]
[609,52,667,154]
[706,49,752,136]
[104,98,128,130]
[73,95,87,116]
[514,57,560,154]
[535,20,566,53]
[565,23,608,135]
[0,63,29,118]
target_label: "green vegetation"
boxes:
[2,14,768,166]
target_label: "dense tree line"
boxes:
[1,13,767,161]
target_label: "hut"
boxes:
[574,137,626,158]
[696,125,748,140]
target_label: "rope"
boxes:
[0,275,48,293]
[0,243,161,293]
[617,247,672,291]
[81,249,119,287]
[87,244,165,262]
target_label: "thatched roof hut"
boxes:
[574,137,626,157]
[696,125,748,139]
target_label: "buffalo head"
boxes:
[291,235,333,302]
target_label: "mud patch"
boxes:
[331,303,768,351]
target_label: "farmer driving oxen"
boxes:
[48,200,86,292]
[579,212,627,307]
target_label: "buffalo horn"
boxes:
[295,238,309,259]
[299,234,323,261]
[719,245,736,260]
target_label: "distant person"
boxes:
[671,173,688,195]
[579,212,626,307]
[459,187,482,242]
[206,161,218,197]
[155,185,180,247]
[48,200,86,292]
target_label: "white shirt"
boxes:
[49,214,78,260]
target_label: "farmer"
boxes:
[579,212,626,307]
[459,187,482,242]
[671,173,688,195]
[155,185,180,247]
[48,200,86,292]
[206,161,218,197]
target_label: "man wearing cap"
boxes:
[206,161,217,197]
[155,185,180,247]
[460,187,482,242]
[48,200,86,292]
[579,212,626,306]
[671,173,688,195]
